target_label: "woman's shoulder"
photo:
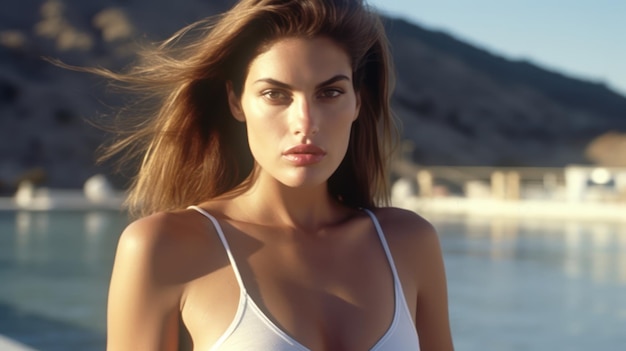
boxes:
[367,206,442,264]
[108,208,228,349]
[369,206,438,241]
[119,209,209,253]
[114,207,226,283]
[369,207,446,298]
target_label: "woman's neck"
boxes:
[230,173,347,233]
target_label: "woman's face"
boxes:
[228,36,360,189]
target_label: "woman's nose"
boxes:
[290,97,319,137]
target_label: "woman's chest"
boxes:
[181,239,398,350]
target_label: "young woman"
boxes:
[103,0,453,350]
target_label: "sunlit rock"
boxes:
[84,174,114,204]
[14,181,35,207]
[391,178,416,206]
[93,8,133,42]
[0,30,28,49]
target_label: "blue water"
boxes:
[438,215,626,351]
[1,210,625,350]
[0,211,125,351]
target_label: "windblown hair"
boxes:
[93,0,396,217]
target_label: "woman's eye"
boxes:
[262,90,289,101]
[319,89,343,99]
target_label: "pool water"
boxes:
[438,215,626,350]
[1,210,625,350]
[0,211,125,351]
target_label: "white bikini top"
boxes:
[188,206,420,350]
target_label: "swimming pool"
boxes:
[0,210,125,351]
[1,210,625,350]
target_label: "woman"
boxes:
[104,0,453,350]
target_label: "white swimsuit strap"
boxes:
[362,208,402,286]
[188,205,247,293]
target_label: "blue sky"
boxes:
[369,0,626,97]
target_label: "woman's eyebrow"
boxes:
[315,75,350,88]
[253,74,351,89]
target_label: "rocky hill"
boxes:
[1,0,625,192]
[384,18,626,167]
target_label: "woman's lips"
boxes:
[282,144,326,166]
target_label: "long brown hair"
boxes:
[90,0,396,217]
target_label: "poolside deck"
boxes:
[396,196,626,222]
[0,191,125,212]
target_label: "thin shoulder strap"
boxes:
[188,205,247,293]
[362,208,402,285]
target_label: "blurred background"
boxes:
[1,0,625,350]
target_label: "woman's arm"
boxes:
[414,221,454,351]
[106,214,184,351]
[379,207,454,350]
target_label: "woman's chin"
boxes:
[276,169,333,189]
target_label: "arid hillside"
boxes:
[1,0,624,191]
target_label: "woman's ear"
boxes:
[226,81,245,122]
[353,91,361,121]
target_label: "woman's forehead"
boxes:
[245,37,353,86]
